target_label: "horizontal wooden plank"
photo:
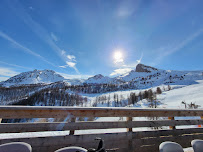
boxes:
[133,128,203,139]
[0,106,203,118]
[131,133,203,152]
[133,119,203,127]
[0,132,132,147]
[1,119,203,133]
[0,129,202,152]
[133,133,203,150]
[0,121,130,133]
[0,133,131,152]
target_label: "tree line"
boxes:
[12,88,88,106]
[0,84,46,105]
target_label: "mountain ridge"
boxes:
[1,64,203,87]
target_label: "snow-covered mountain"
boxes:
[65,79,85,85]
[0,69,65,87]
[83,64,203,87]
[1,64,203,88]
[117,64,203,87]
[84,74,114,84]
[1,64,203,107]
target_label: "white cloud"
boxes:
[59,50,79,73]
[0,31,56,67]
[0,67,19,77]
[0,76,9,82]
[0,67,19,82]
[0,61,31,70]
[59,59,79,74]
[51,32,58,42]
[66,61,76,68]
[67,55,76,61]
[110,68,132,76]
[59,61,77,69]
[59,65,67,68]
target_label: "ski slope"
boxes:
[158,80,203,109]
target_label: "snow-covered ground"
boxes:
[80,80,203,109]
[158,80,203,109]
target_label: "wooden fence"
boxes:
[0,106,203,152]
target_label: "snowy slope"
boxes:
[84,74,114,84]
[65,79,85,85]
[78,78,203,109]
[158,80,203,109]
[0,69,65,87]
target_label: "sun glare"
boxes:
[114,51,122,60]
[114,50,124,64]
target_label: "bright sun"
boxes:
[114,50,124,63]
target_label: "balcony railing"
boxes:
[0,106,203,152]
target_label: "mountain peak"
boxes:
[85,74,112,84]
[92,74,104,79]
[1,69,64,87]
[136,64,158,73]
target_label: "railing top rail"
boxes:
[0,106,203,118]
[0,105,203,111]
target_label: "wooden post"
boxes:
[168,117,176,129]
[127,117,133,132]
[127,117,133,152]
[69,117,76,135]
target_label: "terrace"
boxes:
[0,106,203,152]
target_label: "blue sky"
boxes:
[0,0,203,81]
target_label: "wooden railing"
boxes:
[0,106,203,152]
